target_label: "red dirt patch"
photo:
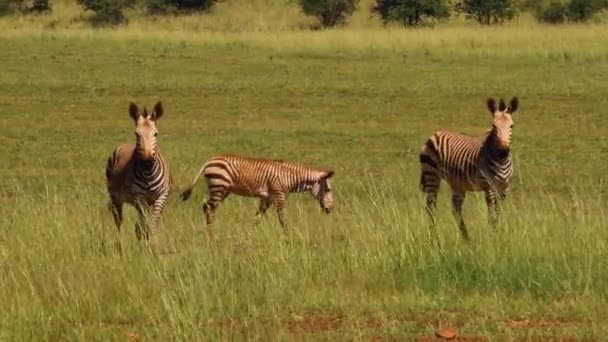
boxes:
[418,337,488,342]
[95,310,597,340]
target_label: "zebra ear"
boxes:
[487,98,497,114]
[151,101,164,121]
[498,98,507,112]
[129,102,140,121]
[322,171,335,180]
[507,97,519,115]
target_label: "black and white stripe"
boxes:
[180,155,335,233]
[419,97,518,240]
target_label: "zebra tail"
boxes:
[180,163,207,201]
[105,154,115,181]
[419,137,439,191]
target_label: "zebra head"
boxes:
[129,101,164,162]
[312,171,335,214]
[487,97,518,151]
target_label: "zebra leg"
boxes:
[202,189,229,235]
[253,199,272,226]
[485,190,498,230]
[423,189,439,242]
[273,193,289,232]
[499,185,509,201]
[134,203,149,241]
[421,168,440,241]
[150,192,169,227]
[107,198,124,254]
[451,191,469,241]
[425,191,438,227]
[109,198,123,231]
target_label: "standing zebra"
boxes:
[419,97,519,240]
[180,155,335,233]
[105,101,175,241]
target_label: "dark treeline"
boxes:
[1,0,607,27]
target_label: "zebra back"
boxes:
[420,129,513,192]
[181,155,330,200]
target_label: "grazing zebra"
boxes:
[105,101,175,241]
[180,155,335,233]
[419,97,519,240]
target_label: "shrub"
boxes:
[520,0,542,11]
[0,0,50,15]
[535,1,567,23]
[298,0,358,28]
[567,0,602,22]
[29,0,51,13]
[372,0,450,27]
[78,0,134,25]
[144,0,175,14]
[144,0,216,14]
[0,0,16,15]
[535,0,608,23]
[454,0,519,25]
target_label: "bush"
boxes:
[144,0,175,14]
[535,1,567,23]
[520,0,542,11]
[298,0,358,28]
[144,0,215,14]
[567,0,602,22]
[454,0,518,25]
[0,0,16,15]
[78,0,134,25]
[535,0,608,23]
[29,0,51,13]
[372,0,450,27]
[0,0,50,15]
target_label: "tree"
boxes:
[77,0,134,25]
[454,0,518,25]
[372,0,450,27]
[298,0,359,28]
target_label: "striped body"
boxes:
[106,101,174,241]
[420,131,513,194]
[181,154,335,232]
[419,97,518,240]
[106,144,174,206]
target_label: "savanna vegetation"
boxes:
[1,0,608,340]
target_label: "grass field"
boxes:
[1,15,608,340]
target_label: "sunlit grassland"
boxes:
[1,21,608,339]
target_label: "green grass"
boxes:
[1,25,608,340]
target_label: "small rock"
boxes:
[435,326,457,340]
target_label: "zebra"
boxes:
[105,101,175,241]
[419,97,519,240]
[180,155,335,233]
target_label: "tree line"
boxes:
[1,0,607,27]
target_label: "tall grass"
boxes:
[2,173,607,339]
